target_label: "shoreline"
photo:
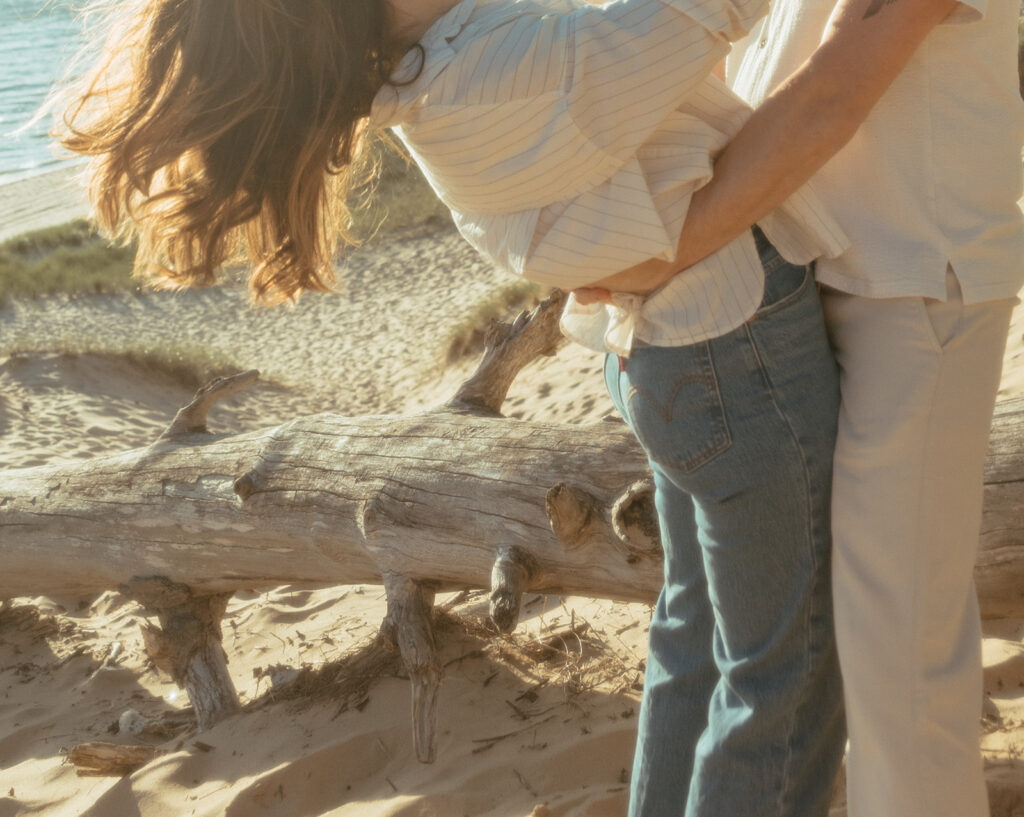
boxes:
[0,164,90,244]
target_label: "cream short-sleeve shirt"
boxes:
[727,0,1024,303]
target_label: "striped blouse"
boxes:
[370,0,850,354]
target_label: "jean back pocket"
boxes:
[623,342,732,474]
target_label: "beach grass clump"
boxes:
[2,337,246,391]
[444,278,550,363]
[0,220,138,305]
[112,343,248,390]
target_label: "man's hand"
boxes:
[569,286,613,305]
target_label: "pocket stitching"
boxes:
[758,250,788,275]
[625,344,732,474]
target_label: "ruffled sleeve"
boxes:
[516,151,710,289]
[449,140,713,291]
[474,112,725,290]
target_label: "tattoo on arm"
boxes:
[862,0,898,19]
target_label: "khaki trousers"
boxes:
[821,272,1015,817]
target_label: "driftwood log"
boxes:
[977,395,1024,618]
[1,290,1022,761]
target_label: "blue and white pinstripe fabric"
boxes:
[371,0,849,354]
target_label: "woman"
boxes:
[59,0,849,813]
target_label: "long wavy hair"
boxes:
[59,0,408,302]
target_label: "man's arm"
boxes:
[576,0,958,299]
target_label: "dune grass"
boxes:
[94,343,247,390]
[2,336,248,391]
[1,158,543,371]
[0,139,481,382]
[443,277,550,363]
[0,220,138,306]
[0,137,449,308]
[0,228,251,389]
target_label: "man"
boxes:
[579,0,1023,813]
[726,0,1023,813]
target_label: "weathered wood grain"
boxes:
[0,410,661,601]
[1,289,1021,757]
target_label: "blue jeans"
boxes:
[605,233,845,817]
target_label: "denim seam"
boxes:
[742,321,817,816]
[753,264,812,320]
[759,251,788,275]
[699,343,733,471]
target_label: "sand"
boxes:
[1,181,1023,816]
[0,166,91,244]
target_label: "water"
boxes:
[0,0,86,184]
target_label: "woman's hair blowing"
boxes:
[60,0,402,302]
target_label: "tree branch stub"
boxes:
[611,479,661,562]
[546,483,601,548]
[161,369,260,439]
[69,742,167,777]
[489,546,539,633]
[381,572,442,763]
[448,290,567,415]
[122,577,239,730]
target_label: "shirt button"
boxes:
[759,38,768,48]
